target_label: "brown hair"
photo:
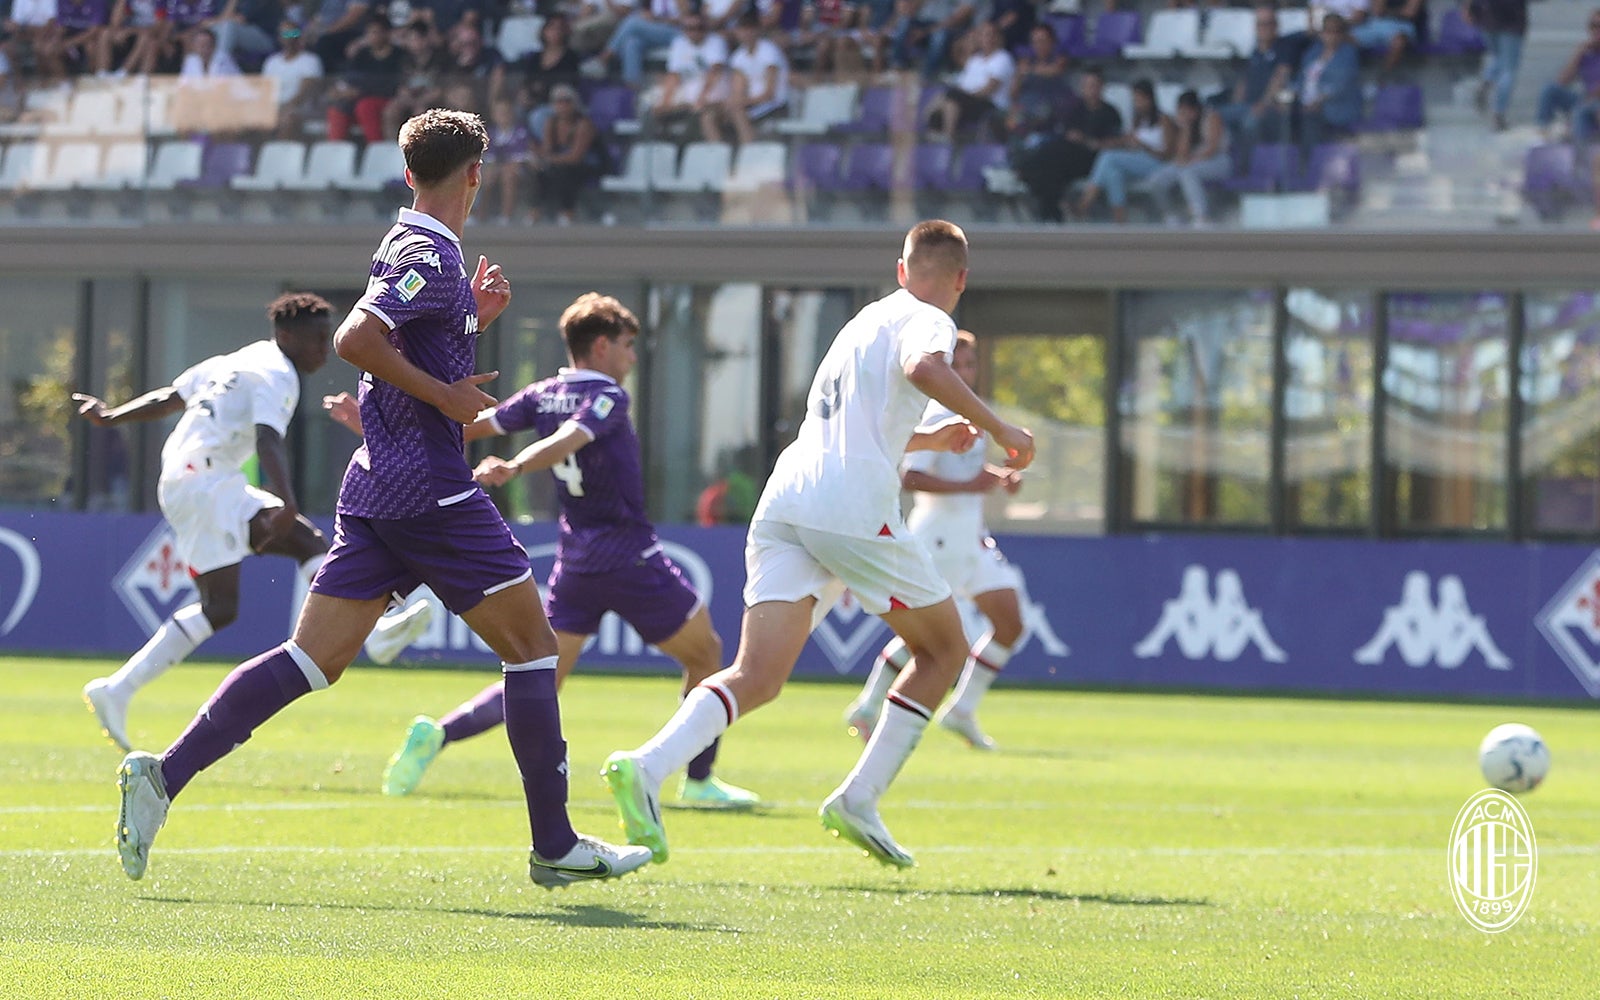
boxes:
[902,220,968,279]
[561,292,640,361]
[266,292,333,335]
[399,108,489,186]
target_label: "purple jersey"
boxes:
[492,369,656,573]
[339,208,481,520]
[57,0,110,29]
[167,0,216,25]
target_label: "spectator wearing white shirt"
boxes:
[261,22,323,135]
[7,0,66,81]
[703,10,788,143]
[179,24,241,77]
[653,10,727,116]
[924,20,1012,142]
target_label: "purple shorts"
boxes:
[545,548,700,644]
[312,492,533,616]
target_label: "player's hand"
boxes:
[997,467,1024,495]
[260,503,301,549]
[321,392,361,435]
[437,371,498,424]
[473,455,519,486]
[72,392,112,426]
[994,423,1035,471]
[471,254,512,328]
[924,416,981,454]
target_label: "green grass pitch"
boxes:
[2,655,1596,999]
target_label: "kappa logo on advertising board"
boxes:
[1134,565,1287,663]
[407,541,715,657]
[1354,572,1511,670]
[0,527,41,636]
[114,526,198,636]
[1535,552,1600,698]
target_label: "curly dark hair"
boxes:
[266,292,333,334]
[560,293,639,361]
[399,108,489,186]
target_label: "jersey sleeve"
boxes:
[246,367,299,437]
[490,382,542,435]
[355,239,454,331]
[572,386,629,441]
[896,307,958,369]
[169,360,208,401]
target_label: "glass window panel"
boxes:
[1283,288,1374,530]
[1117,290,1275,526]
[643,284,763,524]
[1382,292,1509,532]
[85,279,141,512]
[1521,290,1600,535]
[0,279,79,508]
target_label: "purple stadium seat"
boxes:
[1043,14,1086,56]
[586,85,636,134]
[789,142,843,195]
[1363,84,1425,132]
[912,143,952,189]
[839,142,895,192]
[1522,143,1582,219]
[1300,144,1360,194]
[1426,7,1485,56]
[834,86,894,136]
[1225,144,1298,193]
[1070,11,1141,59]
[180,141,252,189]
[950,143,1008,193]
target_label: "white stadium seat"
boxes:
[82,141,149,189]
[600,142,679,193]
[231,140,307,191]
[655,141,731,193]
[1182,8,1257,58]
[1278,7,1312,34]
[0,143,42,190]
[1124,9,1200,59]
[283,140,358,190]
[33,142,103,190]
[146,140,203,190]
[774,82,859,136]
[725,141,787,192]
[336,142,407,192]
[496,14,544,61]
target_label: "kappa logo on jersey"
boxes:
[812,590,889,674]
[1134,565,1287,663]
[1353,571,1511,670]
[592,395,615,420]
[113,525,198,636]
[396,269,427,302]
[420,250,441,271]
[1534,552,1600,698]
[0,527,41,636]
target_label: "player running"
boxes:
[74,294,433,752]
[111,109,650,889]
[346,293,759,809]
[600,220,1035,868]
[843,329,1026,751]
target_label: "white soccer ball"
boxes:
[1478,723,1550,794]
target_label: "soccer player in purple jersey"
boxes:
[373,293,761,809]
[112,109,652,890]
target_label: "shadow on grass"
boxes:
[671,881,1212,907]
[137,894,738,931]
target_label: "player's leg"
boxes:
[654,607,761,808]
[380,677,508,797]
[936,584,1023,751]
[84,561,239,752]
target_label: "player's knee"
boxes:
[993,616,1025,648]
[201,599,238,631]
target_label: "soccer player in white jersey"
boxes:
[844,329,1026,752]
[74,295,434,751]
[601,220,1036,868]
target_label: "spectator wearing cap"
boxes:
[536,81,602,224]
[703,10,788,144]
[1536,8,1600,146]
[261,20,323,135]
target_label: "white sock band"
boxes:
[284,640,329,691]
[503,655,559,673]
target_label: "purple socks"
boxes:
[441,681,506,745]
[502,664,578,860]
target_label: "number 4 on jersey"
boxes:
[552,453,585,497]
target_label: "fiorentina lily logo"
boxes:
[113,525,197,636]
[1535,551,1600,699]
[811,591,888,675]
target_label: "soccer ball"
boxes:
[1478,723,1550,794]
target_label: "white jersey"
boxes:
[755,288,957,538]
[903,400,987,534]
[159,340,300,483]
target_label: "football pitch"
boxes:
[2,656,1596,999]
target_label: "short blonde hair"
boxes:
[902,219,968,279]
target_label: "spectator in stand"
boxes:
[325,15,402,142]
[536,81,601,224]
[179,23,241,75]
[55,0,114,76]
[573,0,632,56]
[1468,0,1526,132]
[599,0,686,86]
[102,0,178,76]
[481,94,535,223]
[261,22,323,136]
[306,0,371,74]
[500,11,579,135]
[8,0,69,81]
[925,20,1013,143]
[411,0,488,34]
[1008,20,1066,104]
[703,9,787,144]
[1294,12,1361,156]
[1004,28,1083,223]
[1075,77,1174,223]
[878,0,974,77]
[789,0,851,76]
[1145,89,1231,226]
[207,0,283,65]
[987,0,1033,50]
[440,18,499,90]
[652,10,726,120]
[1338,0,1425,76]
[380,16,447,139]
[1535,9,1600,146]
[1219,4,1296,151]
[1011,65,1119,223]
[169,0,221,47]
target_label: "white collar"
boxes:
[397,207,461,244]
[557,367,617,385]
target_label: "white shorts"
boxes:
[742,518,952,629]
[157,466,281,575]
[913,523,1023,600]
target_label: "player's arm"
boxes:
[473,422,590,487]
[905,352,1035,470]
[72,387,185,426]
[334,308,498,424]
[253,423,301,541]
[902,466,1017,495]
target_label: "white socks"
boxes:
[633,682,737,788]
[949,634,1011,716]
[290,554,325,633]
[104,603,214,698]
[839,693,930,804]
[858,639,912,716]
